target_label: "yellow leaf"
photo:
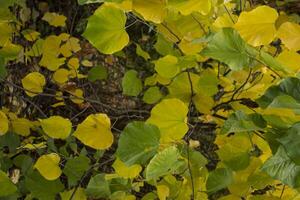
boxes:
[60,37,81,57]
[234,6,278,46]
[147,98,188,143]
[276,50,300,73]
[157,185,169,200]
[0,111,9,135]
[42,12,66,27]
[69,89,84,104]
[40,116,72,139]
[213,13,238,29]
[168,0,211,16]
[39,35,65,71]
[113,158,142,179]
[34,153,62,180]
[277,22,300,51]
[73,114,113,150]
[53,68,70,84]
[133,0,167,23]
[12,118,32,136]
[67,57,80,70]
[21,72,46,97]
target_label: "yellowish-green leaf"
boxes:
[154,55,180,78]
[113,158,142,179]
[136,44,150,60]
[83,4,129,54]
[132,0,167,23]
[0,110,9,136]
[22,29,40,42]
[40,116,72,139]
[42,12,67,27]
[147,98,188,143]
[34,153,62,180]
[277,22,300,51]
[21,72,46,97]
[60,188,87,200]
[234,6,278,46]
[73,114,113,150]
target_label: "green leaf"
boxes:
[146,146,182,180]
[277,123,300,165]
[122,70,142,96]
[206,168,233,194]
[0,56,7,79]
[221,111,266,134]
[25,171,64,200]
[202,28,252,70]
[63,155,90,187]
[82,4,129,54]
[85,174,111,198]
[257,77,300,110]
[142,87,162,104]
[259,51,287,73]
[198,69,218,96]
[0,170,17,197]
[116,121,160,165]
[0,132,20,153]
[261,146,300,188]
[88,65,108,82]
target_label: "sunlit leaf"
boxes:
[21,72,46,97]
[83,4,129,54]
[40,116,72,139]
[277,22,300,51]
[132,0,166,23]
[234,6,278,46]
[73,114,113,150]
[34,153,62,181]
